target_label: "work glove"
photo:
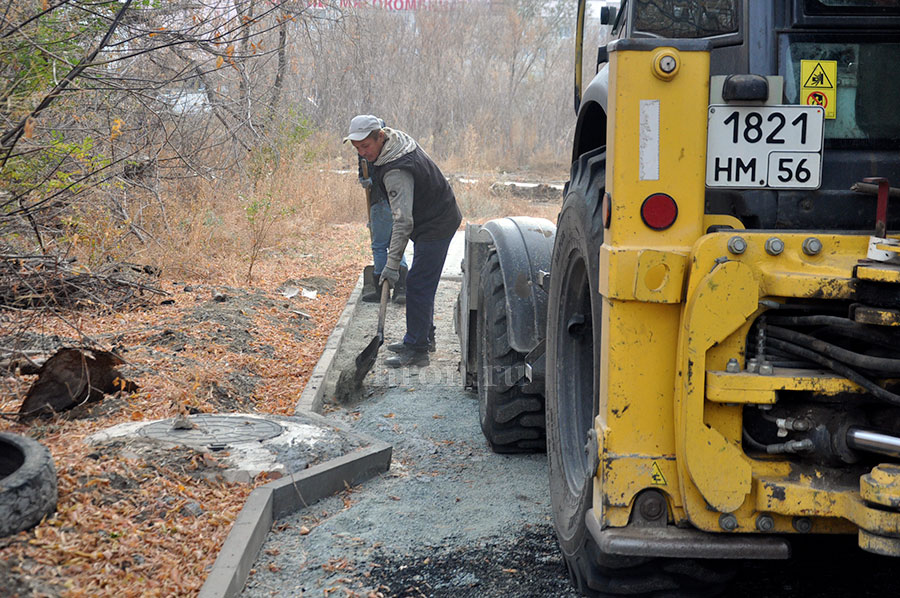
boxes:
[379,266,400,289]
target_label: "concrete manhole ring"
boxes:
[138,414,284,449]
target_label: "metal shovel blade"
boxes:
[348,281,391,390]
[352,331,383,387]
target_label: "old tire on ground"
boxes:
[476,250,546,453]
[546,148,733,596]
[0,432,58,537]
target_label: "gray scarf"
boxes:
[375,128,417,166]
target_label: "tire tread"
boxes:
[477,252,546,453]
[0,432,58,537]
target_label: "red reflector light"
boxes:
[640,193,678,230]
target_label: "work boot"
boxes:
[392,265,407,304]
[384,346,429,368]
[387,331,435,354]
[361,269,380,303]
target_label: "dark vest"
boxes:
[373,146,461,242]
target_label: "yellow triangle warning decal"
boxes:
[803,62,834,89]
[650,461,667,486]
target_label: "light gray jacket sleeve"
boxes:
[383,168,414,270]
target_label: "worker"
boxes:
[357,116,408,304]
[344,115,461,368]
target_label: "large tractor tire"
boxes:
[546,148,733,596]
[476,250,546,453]
[0,432,58,537]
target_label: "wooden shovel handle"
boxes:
[377,280,390,337]
[362,159,373,209]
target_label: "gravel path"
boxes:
[239,276,580,598]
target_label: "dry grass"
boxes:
[453,178,561,224]
[140,155,366,286]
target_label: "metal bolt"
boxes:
[639,493,666,521]
[746,358,759,373]
[756,515,775,532]
[793,516,812,533]
[802,237,823,256]
[719,513,739,531]
[659,55,677,73]
[765,237,784,256]
[726,358,740,373]
[727,236,747,255]
[759,362,774,376]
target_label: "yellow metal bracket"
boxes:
[757,468,900,556]
[600,246,687,303]
[676,260,758,515]
[857,263,900,283]
[706,369,863,404]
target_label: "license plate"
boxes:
[706,105,824,190]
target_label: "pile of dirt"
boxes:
[2,279,328,420]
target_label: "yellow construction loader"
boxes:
[456,0,900,594]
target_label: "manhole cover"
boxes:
[138,414,284,448]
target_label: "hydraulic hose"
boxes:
[765,302,849,314]
[765,314,900,348]
[766,325,900,375]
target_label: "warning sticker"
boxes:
[801,60,837,119]
[650,461,667,486]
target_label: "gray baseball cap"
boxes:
[343,114,383,143]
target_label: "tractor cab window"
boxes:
[781,38,900,147]
[633,0,739,38]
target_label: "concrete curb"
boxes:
[295,271,366,414]
[197,434,391,598]
[198,272,392,598]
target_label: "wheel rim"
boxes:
[555,245,595,496]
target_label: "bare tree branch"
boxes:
[0,0,134,168]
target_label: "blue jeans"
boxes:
[403,235,453,350]
[369,200,407,277]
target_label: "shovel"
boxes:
[353,280,390,381]
[335,280,390,401]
